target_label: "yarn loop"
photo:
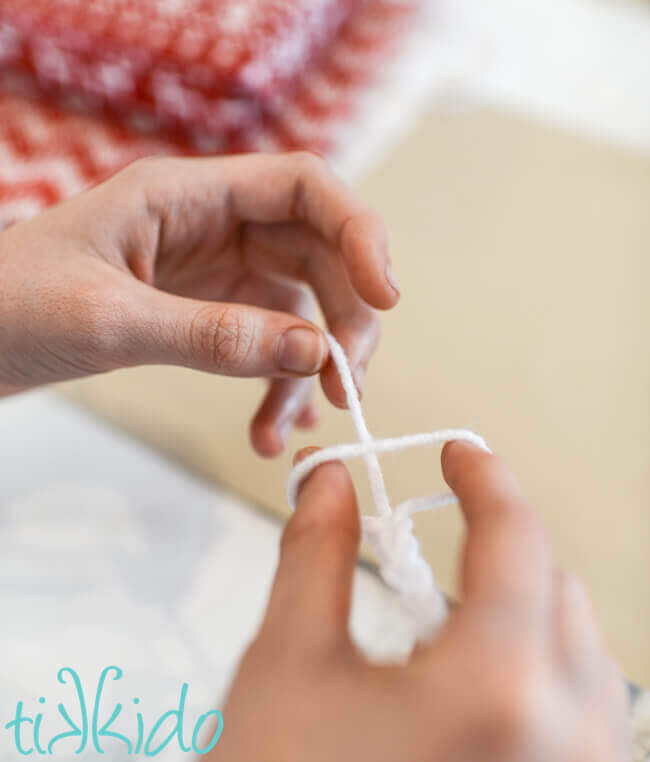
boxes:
[286,333,490,641]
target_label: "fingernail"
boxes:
[277,327,326,374]
[443,438,481,456]
[385,262,400,297]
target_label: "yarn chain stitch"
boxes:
[286,333,490,642]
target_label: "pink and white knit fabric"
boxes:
[0,0,419,228]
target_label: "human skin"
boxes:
[0,152,629,760]
[209,441,630,762]
[0,152,398,455]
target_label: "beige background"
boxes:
[61,107,650,684]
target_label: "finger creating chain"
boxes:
[286,333,490,642]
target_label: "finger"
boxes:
[129,283,328,378]
[134,153,399,310]
[441,440,552,625]
[261,450,361,646]
[221,272,320,453]
[250,377,315,457]
[226,152,398,309]
[319,314,379,408]
[159,268,322,455]
[241,221,380,406]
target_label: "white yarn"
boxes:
[286,333,490,642]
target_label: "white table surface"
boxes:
[0,391,414,760]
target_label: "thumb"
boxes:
[129,285,328,378]
[261,448,361,647]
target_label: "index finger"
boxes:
[441,441,552,625]
[261,448,361,648]
[182,152,399,311]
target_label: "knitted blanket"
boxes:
[0,0,419,227]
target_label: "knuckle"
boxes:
[117,157,182,208]
[111,157,169,212]
[189,305,256,371]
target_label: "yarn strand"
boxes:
[286,333,490,642]
[325,333,392,517]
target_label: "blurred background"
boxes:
[0,1,649,759]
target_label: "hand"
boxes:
[210,442,629,762]
[0,152,398,455]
